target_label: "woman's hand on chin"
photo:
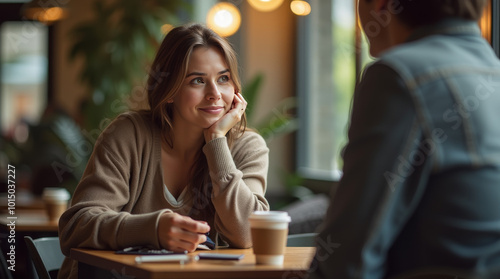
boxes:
[204,92,247,142]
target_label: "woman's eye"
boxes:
[191,77,204,85]
[218,75,230,83]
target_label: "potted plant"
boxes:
[69,0,190,131]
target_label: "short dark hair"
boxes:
[395,0,488,27]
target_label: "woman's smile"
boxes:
[171,46,234,129]
[198,106,225,114]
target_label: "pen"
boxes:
[135,254,199,264]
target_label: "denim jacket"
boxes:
[310,19,500,279]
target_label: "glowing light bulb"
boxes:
[247,0,284,12]
[41,7,64,22]
[215,9,233,28]
[290,0,311,16]
[207,2,241,37]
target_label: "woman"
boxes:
[58,24,269,278]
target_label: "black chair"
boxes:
[24,236,64,279]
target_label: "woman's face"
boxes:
[171,46,235,130]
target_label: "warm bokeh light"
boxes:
[290,0,311,16]
[479,0,492,43]
[207,2,241,37]
[161,24,174,34]
[40,7,64,23]
[247,0,284,12]
[25,7,66,24]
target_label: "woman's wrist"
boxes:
[204,131,225,142]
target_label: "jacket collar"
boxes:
[406,18,481,43]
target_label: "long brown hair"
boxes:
[147,23,246,147]
[145,23,246,222]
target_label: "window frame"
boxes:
[295,0,500,193]
[296,12,339,193]
[493,0,500,57]
[0,3,54,133]
[296,0,357,188]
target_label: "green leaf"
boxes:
[242,73,264,123]
[254,97,298,141]
[67,0,189,131]
[242,73,298,141]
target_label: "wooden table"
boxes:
[71,247,315,279]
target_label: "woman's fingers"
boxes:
[177,215,210,234]
[158,213,210,252]
[203,92,247,142]
[235,92,247,111]
[169,228,207,252]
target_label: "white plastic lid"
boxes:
[42,187,70,201]
[249,211,291,223]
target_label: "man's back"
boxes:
[379,19,500,277]
[309,19,500,279]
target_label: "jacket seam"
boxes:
[443,77,481,166]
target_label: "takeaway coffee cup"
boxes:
[249,211,291,265]
[42,187,70,222]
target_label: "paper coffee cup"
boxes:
[249,211,291,265]
[42,188,70,222]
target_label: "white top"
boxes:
[163,184,188,208]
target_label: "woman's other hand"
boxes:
[204,92,247,142]
[158,212,210,252]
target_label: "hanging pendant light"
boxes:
[207,2,241,37]
[247,0,284,12]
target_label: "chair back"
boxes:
[24,236,65,279]
[287,232,318,247]
[0,247,13,279]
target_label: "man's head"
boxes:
[358,0,488,57]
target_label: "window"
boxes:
[0,2,52,145]
[1,21,48,141]
[296,0,370,181]
[296,0,498,183]
[0,3,53,194]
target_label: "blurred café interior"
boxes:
[0,0,499,236]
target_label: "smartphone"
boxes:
[197,253,244,261]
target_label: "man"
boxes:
[309,0,500,278]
